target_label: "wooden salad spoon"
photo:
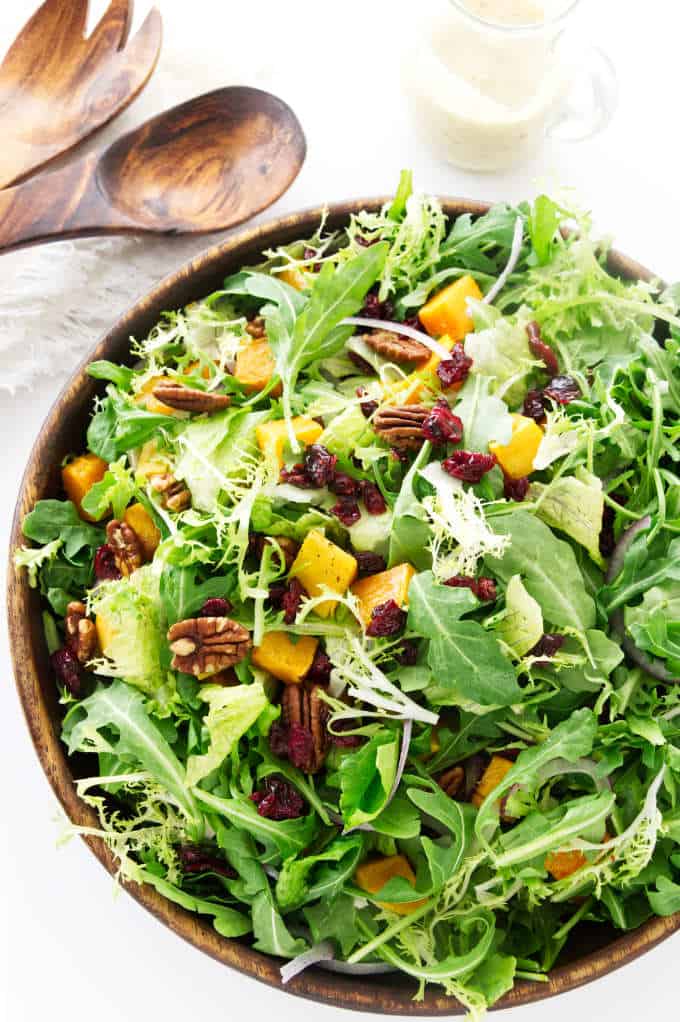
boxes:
[0,0,162,189]
[0,87,307,253]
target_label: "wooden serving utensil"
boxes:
[0,0,162,189]
[0,87,306,253]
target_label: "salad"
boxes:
[15,173,680,1017]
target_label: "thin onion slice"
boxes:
[280,942,335,984]
[320,960,397,975]
[483,216,525,305]
[341,316,451,361]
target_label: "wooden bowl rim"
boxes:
[7,196,679,1015]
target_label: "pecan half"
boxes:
[167,616,251,675]
[281,683,328,774]
[362,330,431,365]
[106,519,143,576]
[65,601,98,665]
[150,472,191,512]
[373,404,429,450]
[438,765,465,799]
[151,383,231,414]
[245,316,266,339]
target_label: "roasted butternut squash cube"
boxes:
[278,267,307,291]
[419,275,483,340]
[355,855,426,915]
[490,414,543,480]
[234,338,282,395]
[62,454,109,521]
[471,755,514,808]
[256,416,324,468]
[123,502,161,561]
[289,530,358,618]
[136,440,171,480]
[544,848,587,881]
[381,333,464,406]
[351,563,416,627]
[134,375,181,416]
[251,631,318,684]
[95,611,117,656]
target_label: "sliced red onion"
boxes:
[341,316,451,361]
[387,718,413,806]
[605,515,652,584]
[280,942,335,984]
[263,865,280,880]
[320,960,397,975]
[483,216,524,305]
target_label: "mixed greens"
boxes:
[15,173,680,1017]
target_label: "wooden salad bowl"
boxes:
[7,199,680,1014]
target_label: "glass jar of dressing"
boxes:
[402,0,618,172]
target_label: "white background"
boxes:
[1,0,679,1019]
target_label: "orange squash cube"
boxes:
[251,631,318,684]
[278,267,307,291]
[381,333,465,406]
[351,563,416,627]
[289,530,358,618]
[419,275,483,340]
[355,855,426,915]
[62,454,109,521]
[490,414,543,480]
[471,755,514,808]
[134,375,182,416]
[256,417,324,468]
[234,338,282,396]
[123,502,161,561]
[545,848,588,881]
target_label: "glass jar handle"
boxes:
[547,45,618,142]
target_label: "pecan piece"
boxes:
[362,329,431,365]
[150,472,191,512]
[373,404,429,450]
[151,383,231,414]
[438,766,465,799]
[245,315,266,339]
[167,616,251,675]
[106,519,143,576]
[281,683,328,774]
[65,601,98,665]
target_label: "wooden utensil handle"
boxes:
[0,154,131,253]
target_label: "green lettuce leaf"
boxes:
[494,574,543,657]
[339,730,399,829]
[81,457,136,521]
[454,374,513,451]
[186,682,270,786]
[529,468,605,567]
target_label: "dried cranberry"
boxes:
[355,551,387,577]
[280,463,315,488]
[445,575,497,602]
[402,315,421,331]
[523,388,547,424]
[360,480,387,515]
[268,720,290,758]
[348,350,375,375]
[437,344,473,389]
[94,543,121,582]
[178,845,235,877]
[356,386,379,418]
[366,599,406,637]
[422,399,464,445]
[303,246,321,272]
[328,721,364,748]
[268,582,287,609]
[287,723,316,771]
[251,775,306,820]
[282,578,307,624]
[306,648,333,685]
[396,639,419,666]
[51,647,82,696]
[304,444,337,487]
[442,451,497,483]
[361,290,393,320]
[504,475,530,502]
[530,633,565,660]
[599,505,616,558]
[330,499,361,526]
[543,375,581,405]
[526,321,559,377]
[357,236,378,249]
[200,597,233,617]
[390,447,409,463]
[248,533,266,560]
[329,472,361,498]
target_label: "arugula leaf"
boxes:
[648,876,680,916]
[388,169,413,220]
[408,570,479,632]
[527,195,561,266]
[304,894,359,957]
[486,511,596,631]
[276,835,364,912]
[388,444,432,570]
[339,730,399,830]
[137,867,251,937]
[88,360,135,391]
[64,680,201,832]
[194,789,319,860]
[160,566,233,626]
[88,387,178,462]
[252,890,307,957]
[22,499,102,559]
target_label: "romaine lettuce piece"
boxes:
[495,575,543,657]
[529,467,605,567]
[186,681,270,786]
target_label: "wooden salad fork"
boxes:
[0,0,162,189]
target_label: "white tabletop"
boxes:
[2,1,678,1019]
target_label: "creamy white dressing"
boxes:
[402,0,573,171]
